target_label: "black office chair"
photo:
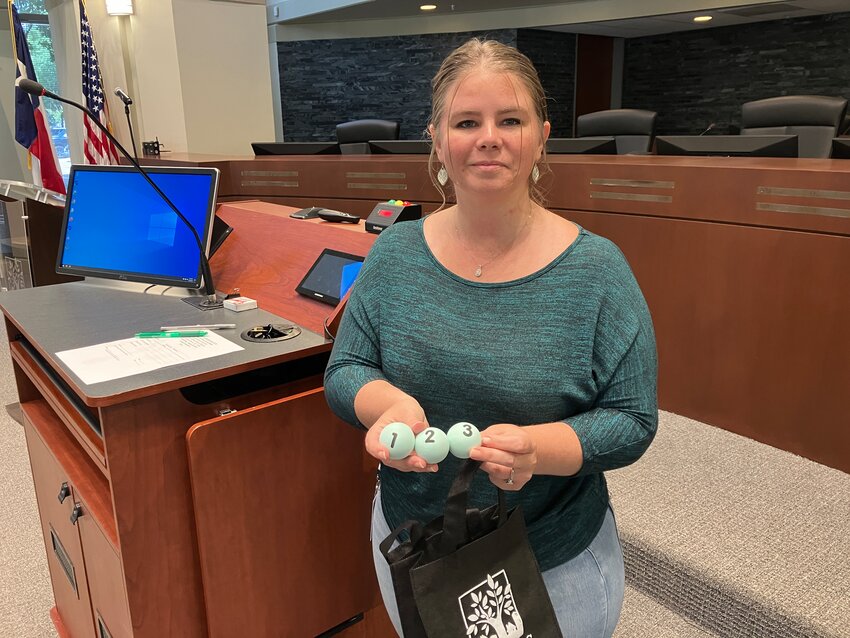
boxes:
[740,95,848,158]
[575,109,657,154]
[335,119,400,155]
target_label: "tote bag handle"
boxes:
[440,459,507,553]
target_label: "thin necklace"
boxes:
[453,209,534,278]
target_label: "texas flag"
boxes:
[11,3,66,195]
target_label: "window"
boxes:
[16,0,70,175]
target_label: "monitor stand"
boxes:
[80,277,201,298]
[181,293,225,311]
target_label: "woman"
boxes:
[324,38,657,637]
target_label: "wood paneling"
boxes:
[103,391,216,638]
[22,400,114,543]
[187,388,378,637]
[202,161,850,472]
[567,209,850,472]
[574,34,614,122]
[80,513,133,638]
[212,201,377,335]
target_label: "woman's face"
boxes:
[432,69,550,199]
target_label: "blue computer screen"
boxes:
[58,166,218,288]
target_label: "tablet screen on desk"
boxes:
[296,249,364,306]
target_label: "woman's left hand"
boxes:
[469,423,538,491]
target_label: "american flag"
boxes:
[79,0,118,164]
[11,3,66,194]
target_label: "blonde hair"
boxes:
[428,38,550,206]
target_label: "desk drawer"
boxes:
[24,411,96,638]
[81,510,132,638]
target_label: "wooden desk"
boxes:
[1,203,394,637]
[143,154,850,473]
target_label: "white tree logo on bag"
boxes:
[458,570,526,637]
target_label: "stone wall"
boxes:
[517,29,576,137]
[622,12,850,135]
[277,29,576,140]
[278,30,516,141]
[278,12,850,141]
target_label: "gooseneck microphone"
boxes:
[113,87,139,159]
[18,78,221,309]
[114,87,132,105]
[698,122,716,136]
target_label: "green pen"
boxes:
[134,330,208,338]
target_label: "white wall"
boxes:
[127,0,187,153]
[4,0,274,182]
[125,0,275,155]
[171,0,275,154]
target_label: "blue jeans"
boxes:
[371,490,625,638]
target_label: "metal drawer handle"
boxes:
[70,503,83,525]
[57,482,71,504]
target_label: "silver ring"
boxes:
[504,468,515,485]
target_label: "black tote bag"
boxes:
[379,460,563,638]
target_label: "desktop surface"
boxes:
[0,282,327,403]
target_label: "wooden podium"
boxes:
[1,202,395,637]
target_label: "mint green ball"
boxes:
[379,422,415,460]
[447,422,482,459]
[414,427,450,464]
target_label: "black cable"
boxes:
[322,315,335,342]
[19,79,218,306]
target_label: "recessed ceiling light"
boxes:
[420,4,437,10]
[693,15,713,23]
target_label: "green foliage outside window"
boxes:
[14,0,47,15]
[14,0,68,160]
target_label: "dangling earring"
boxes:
[437,166,449,186]
[531,164,541,184]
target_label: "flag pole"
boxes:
[8,1,18,74]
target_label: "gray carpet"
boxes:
[614,586,720,638]
[608,412,850,638]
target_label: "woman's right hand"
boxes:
[365,403,438,472]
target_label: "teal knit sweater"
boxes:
[324,219,658,570]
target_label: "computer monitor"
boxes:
[209,215,233,257]
[56,165,220,289]
[831,138,850,159]
[251,141,340,155]
[368,140,432,154]
[655,135,798,158]
[546,137,617,154]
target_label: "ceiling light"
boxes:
[105,0,134,15]
[693,15,713,23]
[420,4,437,10]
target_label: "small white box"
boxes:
[223,296,258,312]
